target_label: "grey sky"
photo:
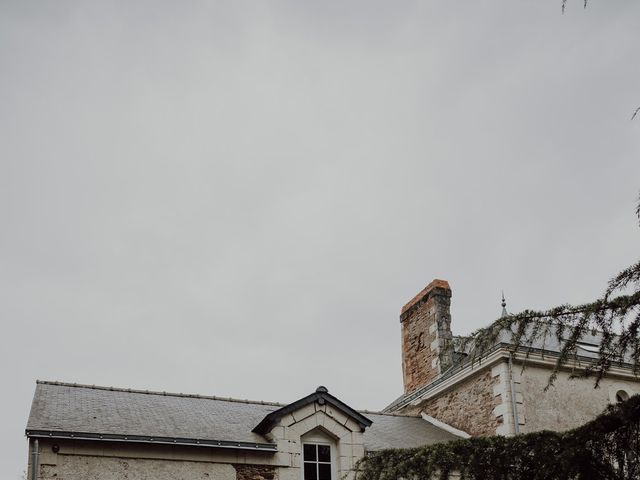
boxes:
[1,0,639,476]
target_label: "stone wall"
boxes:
[400,280,453,394]
[402,367,502,437]
[233,464,276,480]
[519,364,640,433]
[396,356,640,439]
[27,439,278,480]
[38,454,236,480]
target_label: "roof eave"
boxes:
[25,429,278,452]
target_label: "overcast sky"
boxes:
[1,0,639,476]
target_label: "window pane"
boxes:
[318,445,330,462]
[304,463,317,480]
[303,444,317,461]
[319,463,331,480]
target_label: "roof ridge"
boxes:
[36,380,286,407]
[358,409,421,417]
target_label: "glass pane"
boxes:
[318,445,331,462]
[303,444,317,461]
[319,463,331,480]
[304,463,317,480]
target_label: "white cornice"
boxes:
[404,347,639,408]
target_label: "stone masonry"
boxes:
[35,452,237,480]
[233,464,277,480]
[400,279,453,394]
[402,368,503,437]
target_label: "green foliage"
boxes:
[357,395,640,480]
[450,195,640,388]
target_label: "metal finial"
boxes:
[501,291,508,317]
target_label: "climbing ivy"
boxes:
[357,395,640,480]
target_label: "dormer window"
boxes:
[303,443,332,480]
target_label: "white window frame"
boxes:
[301,430,337,480]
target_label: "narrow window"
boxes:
[303,443,332,480]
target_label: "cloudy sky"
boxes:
[1,0,639,476]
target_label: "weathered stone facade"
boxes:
[43,457,236,480]
[401,368,502,436]
[400,280,453,394]
[518,364,639,434]
[32,441,238,480]
[393,348,640,439]
[392,279,640,439]
[233,464,276,480]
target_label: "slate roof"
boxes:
[363,412,459,449]
[26,381,459,452]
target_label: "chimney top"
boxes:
[400,279,451,321]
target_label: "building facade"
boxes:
[25,382,458,480]
[384,279,640,436]
[25,278,640,478]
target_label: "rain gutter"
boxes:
[25,430,277,452]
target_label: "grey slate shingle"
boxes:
[27,381,459,451]
[363,412,459,449]
[27,382,279,445]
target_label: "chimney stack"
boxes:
[400,279,453,394]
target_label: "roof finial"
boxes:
[501,291,508,317]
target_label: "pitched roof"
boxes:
[362,412,460,449]
[26,381,459,452]
[253,386,372,435]
[27,381,281,450]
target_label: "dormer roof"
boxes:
[252,386,373,435]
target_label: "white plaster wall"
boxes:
[519,365,640,433]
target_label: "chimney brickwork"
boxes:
[400,279,453,394]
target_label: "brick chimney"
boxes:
[400,279,453,394]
